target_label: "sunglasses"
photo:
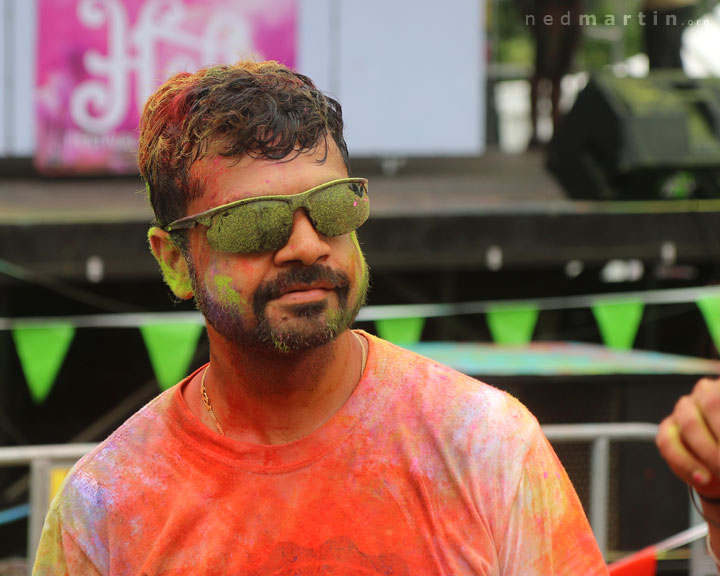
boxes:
[164,178,369,254]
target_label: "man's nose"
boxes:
[273,209,332,266]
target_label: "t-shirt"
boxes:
[33,332,608,575]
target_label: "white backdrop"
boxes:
[298,0,485,157]
[1,0,485,160]
[0,0,36,157]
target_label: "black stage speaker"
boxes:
[547,71,720,200]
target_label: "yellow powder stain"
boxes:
[147,228,192,299]
[213,275,247,313]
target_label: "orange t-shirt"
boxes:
[34,332,608,575]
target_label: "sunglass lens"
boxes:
[207,202,292,253]
[311,183,369,237]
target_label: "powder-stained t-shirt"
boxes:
[33,332,608,575]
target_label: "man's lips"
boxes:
[253,266,350,312]
[274,283,335,303]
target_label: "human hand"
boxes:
[656,377,720,499]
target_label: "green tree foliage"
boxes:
[490,0,716,71]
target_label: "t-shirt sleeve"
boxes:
[497,428,610,575]
[33,506,103,576]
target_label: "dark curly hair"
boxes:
[138,60,350,229]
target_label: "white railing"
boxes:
[0,423,662,572]
[0,443,96,572]
[543,422,660,556]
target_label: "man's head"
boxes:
[141,61,368,353]
[138,60,350,231]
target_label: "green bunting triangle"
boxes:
[591,299,644,350]
[486,304,539,345]
[375,317,425,344]
[140,323,204,390]
[12,323,75,404]
[697,295,720,353]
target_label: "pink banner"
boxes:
[36,0,296,175]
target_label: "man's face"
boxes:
[184,142,369,353]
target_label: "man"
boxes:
[33,61,607,574]
[518,0,583,148]
[657,377,720,568]
[642,0,697,70]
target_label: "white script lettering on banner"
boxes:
[69,0,252,134]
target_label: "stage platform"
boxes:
[3,149,720,283]
[405,340,720,378]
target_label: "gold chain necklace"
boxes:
[200,331,367,437]
[201,367,225,436]
[352,331,368,375]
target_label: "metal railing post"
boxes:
[27,458,50,575]
[590,437,610,559]
[542,423,660,560]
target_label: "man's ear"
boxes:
[147,227,193,300]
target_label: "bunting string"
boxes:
[5,284,720,401]
[1,285,719,330]
[358,285,720,321]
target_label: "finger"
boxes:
[694,378,720,444]
[673,394,720,478]
[656,416,712,487]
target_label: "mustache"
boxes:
[253,264,351,304]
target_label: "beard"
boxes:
[190,259,369,353]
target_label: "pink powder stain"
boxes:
[353,201,358,207]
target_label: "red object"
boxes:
[608,546,657,576]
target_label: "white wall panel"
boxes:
[297,0,333,95]
[0,1,7,156]
[1,0,36,158]
[11,0,36,156]
[337,0,485,156]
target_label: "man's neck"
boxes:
[185,329,363,444]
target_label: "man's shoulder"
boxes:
[371,334,515,394]
[368,334,534,428]
[63,387,177,489]
[366,335,542,475]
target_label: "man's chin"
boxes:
[264,325,338,353]
[285,300,331,318]
[262,309,343,352]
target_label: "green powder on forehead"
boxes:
[213,275,247,312]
